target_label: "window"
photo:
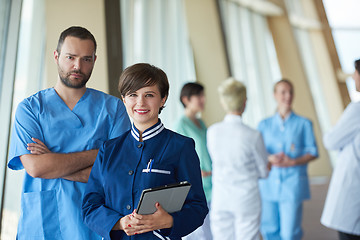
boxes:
[323,0,360,101]
[1,0,46,238]
[219,0,281,127]
[120,0,196,128]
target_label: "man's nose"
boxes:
[73,59,81,70]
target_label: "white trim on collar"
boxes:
[131,122,164,141]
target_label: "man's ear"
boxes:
[54,50,59,63]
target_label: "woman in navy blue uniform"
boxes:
[82,63,208,240]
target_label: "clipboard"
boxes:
[136,181,191,215]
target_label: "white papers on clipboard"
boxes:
[136,181,191,215]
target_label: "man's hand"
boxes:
[27,138,51,154]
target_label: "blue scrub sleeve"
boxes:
[303,120,318,157]
[8,100,44,170]
[162,138,209,238]
[82,143,123,240]
[109,102,131,140]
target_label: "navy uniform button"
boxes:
[126,205,131,210]
[137,144,142,148]
[128,170,134,175]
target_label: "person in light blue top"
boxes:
[257,79,318,240]
[174,82,212,240]
[8,26,131,239]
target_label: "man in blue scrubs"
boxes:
[8,26,131,239]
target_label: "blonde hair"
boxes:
[218,77,247,112]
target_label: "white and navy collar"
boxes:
[131,120,165,142]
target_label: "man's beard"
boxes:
[57,64,92,89]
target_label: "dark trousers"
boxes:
[339,231,360,240]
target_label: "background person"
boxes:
[82,63,208,240]
[321,59,360,240]
[174,82,213,240]
[207,78,268,240]
[7,26,131,239]
[258,79,318,240]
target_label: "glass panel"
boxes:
[120,0,196,128]
[1,0,45,238]
[323,0,360,102]
[219,0,281,128]
[322,0,360,28]
[332,30,360,102]
[0,0,11,93]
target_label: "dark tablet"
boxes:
[136,181,191,215]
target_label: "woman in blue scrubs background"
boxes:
[257,79,318,240]
[82,63,208,240]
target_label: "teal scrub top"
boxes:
[174,115,212,202]
[8,88,131,239]
[257,112,318,203]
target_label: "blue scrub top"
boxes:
[82,120,209,240]
[8,88,131,239]
[257,112,318,203]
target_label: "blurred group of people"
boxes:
[175,61,360,240]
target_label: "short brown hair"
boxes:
[57,26,97,54]
[179,82,204,108]
[118,63,169,113]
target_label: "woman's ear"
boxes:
[181,96,189,107]
[161,95,168,107]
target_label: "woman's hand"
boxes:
[118,215,138,236]
[27,138,51,154]
[121,203,174,236]
[270,153,295,167]
[268,152,284,165]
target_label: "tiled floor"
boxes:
[302,178,338,240]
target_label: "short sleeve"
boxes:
[303,120,318,157]
[8,100,44,170]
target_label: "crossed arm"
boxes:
[20,138,97,183]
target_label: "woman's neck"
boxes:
[134,120,159,142]
[185,108,201,128]
[278,107,292,119]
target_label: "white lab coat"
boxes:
[207,114,268,240]
[321,101,360,235]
